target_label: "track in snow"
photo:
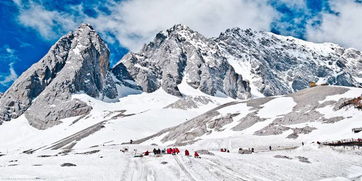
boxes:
[174,155,197,181]
[179,155,248,181]
[120,156,157,181]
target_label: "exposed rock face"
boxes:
[114,25,251,99]
[164,96,214,110]
[114,25,362,98]
[135,86,353,145]
[0,24,117,129]
[215,28,362,95]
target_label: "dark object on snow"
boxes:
[194,151,200,158]
[130,139,133,144]
[322,138,362,146]
[296,156,311,163]
[269,146,272,151]
[120,148,128,153]
[61,163,77,167]
[38,155,52,158]
[185,150,190,156]
[76,150,100,155]
[161,161,168,165]
[274,155,292,160]
[238,148,252,154]
[352,128,362,133]
[338,96,362,110]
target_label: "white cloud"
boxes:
[306,0,362,50]
[0,46,18,87]
[13,0,276,51]
[15,1,78,39]
[87,0,276,51]
[0,64,18,86]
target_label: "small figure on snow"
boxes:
[194,151,200,158]
[185,149,190,156]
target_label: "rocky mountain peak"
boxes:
[0,24,117,129]
[114,24,251,99]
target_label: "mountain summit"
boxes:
[115,24,361,98]
[0,24,361,129]
[0,24,117,129]
[114,24,252,99]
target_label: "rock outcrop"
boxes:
[0,24,118,129]
[113,25,251,99]
[215,28,362,95]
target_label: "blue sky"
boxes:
[0,0,362,92]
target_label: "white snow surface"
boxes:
[0,86,361,180]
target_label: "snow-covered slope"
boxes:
[0,86,361,180]
[139,86,362,147]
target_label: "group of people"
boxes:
[166,148,180,154]
[153,148,162,155]
[137,148,200,158]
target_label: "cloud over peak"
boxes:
[13,0,277,51]
[307,0,362,50]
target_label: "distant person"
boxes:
[194,151,200,158]
[251,148,254,152]
[175,148,180,154]
[302,142,304,146]
[185,150,190,156]
[153,148,157,155]
[130,139,133,144]
[269,146,272,151]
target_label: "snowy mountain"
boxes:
[0,24,361,128]
[115,25,251,99]
[0,24,361,180]
[0,24,118,129]
[116,24,362,98]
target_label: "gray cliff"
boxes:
[0,24,117,129]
